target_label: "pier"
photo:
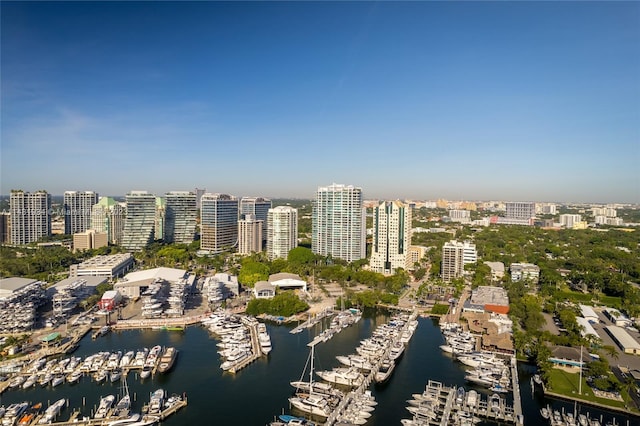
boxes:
[289,308,334,334]
[228,318,262,374]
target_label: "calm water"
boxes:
[0,310,636,425]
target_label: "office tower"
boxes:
[10,190,51,245]
[369,201,412,274]
[312,183,365,263]
[240,197,271,243]
[238,214,263,255]
[165,191,197,244]
[200,193,238,254]
[73,229,108,252]
[63,191,99,234]
[91,197,126,245]
[267,206,298,260]
[441,240,465,283]
[0,212,10,243]
[505,202,536,220]
[121,191,156,251]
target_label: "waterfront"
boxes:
[0,310,636,426]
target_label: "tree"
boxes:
[238,259,269,287]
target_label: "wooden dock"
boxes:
[228,319,262,374]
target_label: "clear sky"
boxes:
[2,1,639,203]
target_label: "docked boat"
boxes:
[51,375,65,387]
[157,347,178,373]
[288,393,332,419]
[335,355,372,371]
[67,369,83,384]
[316,367,364,387]
[3,402,29,426]
[147,389,165,416]
[94,395,116,419]
[17,403,41,425]
[38,399,66,424]
[106,413,141,426]
[374,358,395,384]
[258,323,272,355]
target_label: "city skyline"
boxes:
[2,2,639,203]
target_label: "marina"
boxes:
[0,310,637,425]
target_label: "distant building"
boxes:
[505,202,536,220]
[510,263,540,284]
[312,183,365,263]
[64,191,99,235]
[10,190,51,245]
[115,266,191,299]
[539,204,557,215]
[121,191,156,251]
[73,230,108,252]
[194,188,206,210]
[238,214,263,255]
[164,191,197,244]
[559,214,582,229]
[0,212,10,244]
[155,196,166,241]
[200,193,238,254]
[267,206,298,260]
[370,200,412,274]
[449,210,471,224]
[91,197,126,245]
[240,197,271,244]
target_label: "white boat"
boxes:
[107,413,141,426]
[316,367,364,387]
[38,399,66,424]
[374,358,395,384]
[94,394,116,419]
[51,375,65,387]
[288,342,333,418]
[147,389,165,415]
[335,355,372,371]
[3,402,28,426]
[67,369,83,384]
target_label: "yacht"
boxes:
[157,347,178,373]
[288,394,332,418]
[316,367,364,387]
[94,395,116,419]
[374,358,395,384]
[38,399,66,424]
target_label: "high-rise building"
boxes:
[505,202,536,220]
[91,197,126,245]
[121,191,156,251]
[240,197,271,243]
[164,192,197,244]
[195,188,206,210]
[10,190,51,245]
[267,206,298,260]
[312,183,365,263]
[238,214,263,255]
[441,240,477,282]
[200,193,238,254]
[369,200,412,274]
[63,191,99,235]
[0,212,10,244]
[155,197,166,241]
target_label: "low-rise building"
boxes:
[70,253,134,280]
[549,345,589,369]
[462,286,509,314]
[484,261,505,282]
[579,305,599,323]
[576,317,599,339]
[510,263,540,284]
[268,273,307,292]
[604,325,640,354]
[254,281,276,299]
[604,308,633,327]
[114,266,189,299]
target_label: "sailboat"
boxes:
[288,342,333,418]
[112,373,131,418]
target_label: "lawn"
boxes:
[546,368,628,409]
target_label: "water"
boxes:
[0,310,636,425]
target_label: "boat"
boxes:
[3,402,28,426]
[578,413,589,426]
[17,403,41,425]
[278,415,316,425]
[147,389,165,415]
[110,369,122,383]
[374,358,395,384]
[316,367,364,387]
[157,347,178,373]
[140,367,152,379]
[489,393,501,413]
[107,413,141,426]
[51,375,65,387]
[67,369,83,384]
[94,395,116,419]
[38,399,66,424]
[288,343,333,419]
[540,405,550,420]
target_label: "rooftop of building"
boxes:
[469,286,509,307]
[0,277,39,292]
[77,253,134,269]
[605,325,640,349]
[119,267,187,285]
[484,261,505,272]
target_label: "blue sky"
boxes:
[2,1,639,203]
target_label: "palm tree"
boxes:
[601,344,619,362]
